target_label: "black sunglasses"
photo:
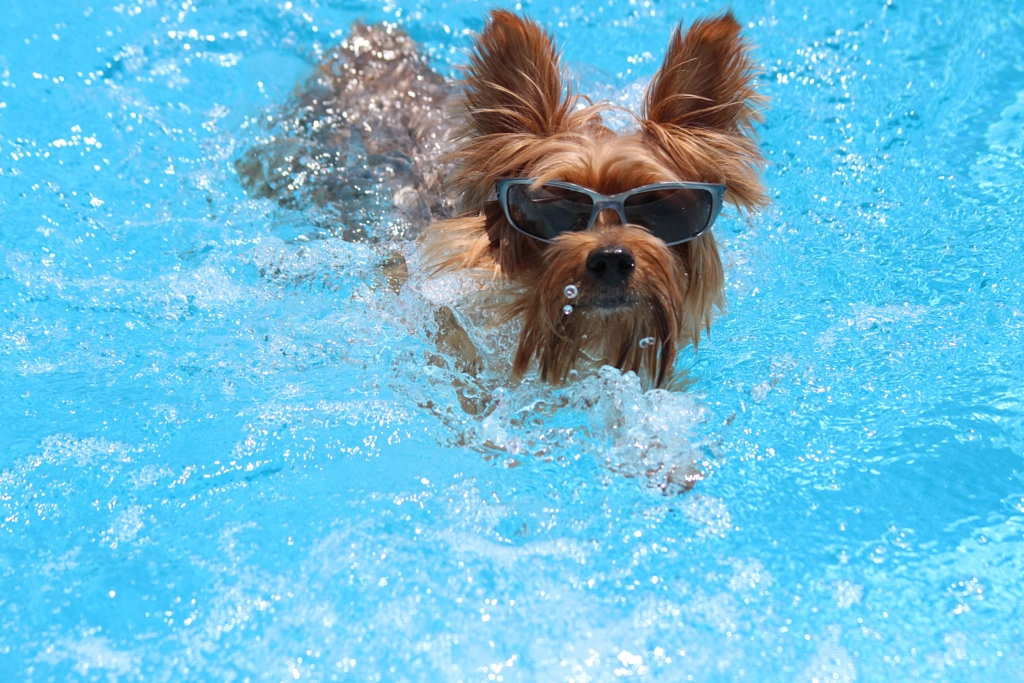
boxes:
[495,178,726,246]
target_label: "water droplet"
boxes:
[563,284,578,299]
[639,336,656,349]
[562,304,574,316]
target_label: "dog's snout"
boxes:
[586,247,635,285]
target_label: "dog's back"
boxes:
[236,23,454,240]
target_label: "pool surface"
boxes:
[2,0,1024,680]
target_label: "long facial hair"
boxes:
[422,10,766,388]
[507,227,687,387]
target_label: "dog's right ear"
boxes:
[449,11,585,213]
[461,10,573,138]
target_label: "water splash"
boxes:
[562,304,574,316]
[5,2,1024,680]
[563,284,578,299]
[639,336,656,348]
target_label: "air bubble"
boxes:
[639,336,656,348]
[563,284,578,299]
[563,304,574,316]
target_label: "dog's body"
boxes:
[237,23,455,241]
[240,12,766,389]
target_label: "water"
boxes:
[2,0,1024,680]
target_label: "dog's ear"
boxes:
[644,12,760,133]
[450,11,591,213]
[461,10,573,138]
[642,12,767,209]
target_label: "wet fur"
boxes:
[422,10,767,388]
[236,23,455,240]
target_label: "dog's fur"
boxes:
[236,23,455,241]
[422,10,767,388]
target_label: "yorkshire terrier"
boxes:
[422,10,767,388]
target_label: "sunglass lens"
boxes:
[623,187,714,244]
[506,184,594,240]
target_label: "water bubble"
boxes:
[563,284,578,299]
[562,304,574,316]
[639,336,656,349]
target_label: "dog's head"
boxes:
[428,10,766,387]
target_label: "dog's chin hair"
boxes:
[588,301,641,316]
[504,230,687,388]
[513,301,679,389]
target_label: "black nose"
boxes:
[586,247,635,285]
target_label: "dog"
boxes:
[421,10,767,389]
[237,12,767,392]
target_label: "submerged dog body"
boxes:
[237,23,455,241]
[423,11,767,387]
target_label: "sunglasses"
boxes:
[495,178,726,246]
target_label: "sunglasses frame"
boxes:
[495,178,727,246]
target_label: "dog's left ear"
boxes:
[644,12,761,133]
[642,12,766,208]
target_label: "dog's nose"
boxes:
[586,247,635,285]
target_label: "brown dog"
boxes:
[422,10,767,388]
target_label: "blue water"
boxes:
[3,0,1024,680]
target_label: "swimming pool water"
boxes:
[2,0,1023,680]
